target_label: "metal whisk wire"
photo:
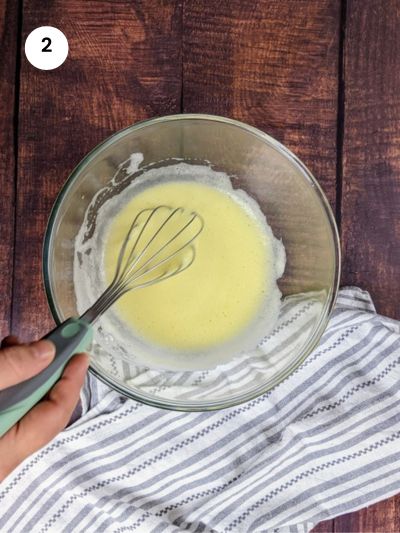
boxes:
[81,205,204,324]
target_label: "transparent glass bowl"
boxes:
[43,114,340,411]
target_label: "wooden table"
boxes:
[1,1,399,531]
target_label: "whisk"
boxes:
[0,206,204,436]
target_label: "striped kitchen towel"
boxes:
[1,286,400,533]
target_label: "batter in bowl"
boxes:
[74,158,286,370]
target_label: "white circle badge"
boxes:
[25,26,68,70]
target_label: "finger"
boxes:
[1,335,20,348]
[8,353,89,456]
[0,340,55,389]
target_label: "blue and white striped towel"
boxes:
[1,287,400,533]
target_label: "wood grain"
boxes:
[182,0,341,207]
[341,0,400,319]
[311,520,334,533]
[0,0,18,337]
[334,498,400,533]
[336,0,400,529]
[12,0,182,340]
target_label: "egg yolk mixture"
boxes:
[104,180,272,352]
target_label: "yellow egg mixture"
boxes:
[104,180,274,352]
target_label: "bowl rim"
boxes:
[43,113,341,411]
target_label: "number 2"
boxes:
[41,37,52,52]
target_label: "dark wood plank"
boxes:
[336,0,400,531]
[0,0,18,337]
[312,520,334,533]
[183,2,340,531]
[13,0,182,340]
[341,0,400,319]
[182,0,341,208]
[334,498,400,533]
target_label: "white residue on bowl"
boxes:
[73,154,286,371]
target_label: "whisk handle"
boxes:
[0,318,92,438]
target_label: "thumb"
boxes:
[0,340,55,389]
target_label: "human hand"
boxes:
[0,335,89,482]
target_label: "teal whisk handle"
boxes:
[0,317,93,438]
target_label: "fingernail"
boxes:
[31,340,55,360]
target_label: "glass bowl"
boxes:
[43,114,340,411]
